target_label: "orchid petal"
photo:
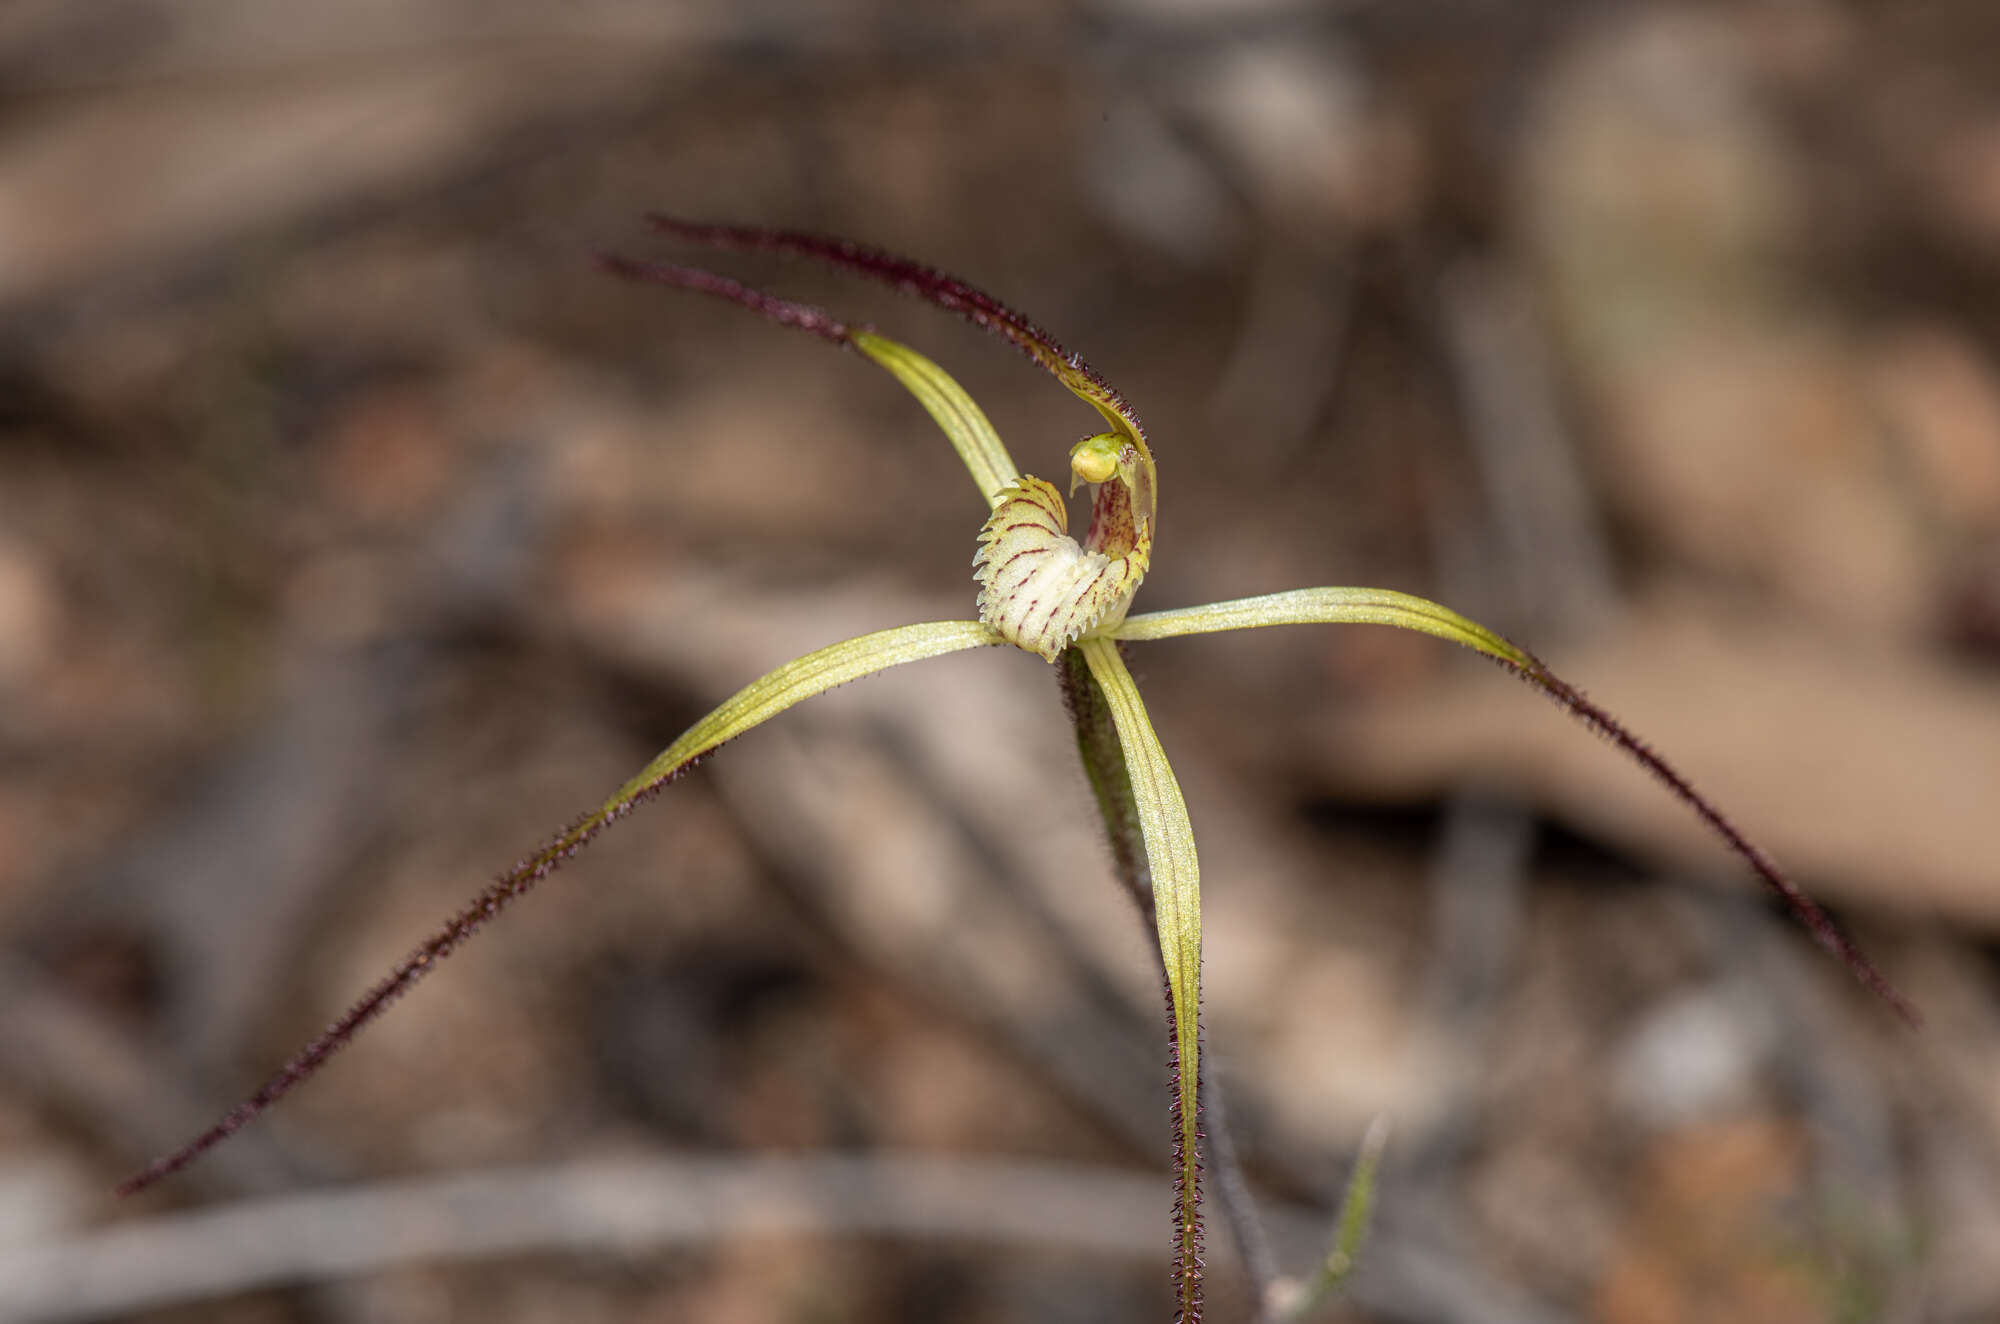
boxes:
[640,217,1157,529]
[851,331,1019,508]
[599,255,1016,510]
[1112,587,1530,661]
[1111,589,1916,1023]
[118,620,1005,1195]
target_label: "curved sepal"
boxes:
[598,254,1019,511]
[639,216,1160,529]
[852,331,1020,508]
[1113,588,1918,1024]
[117,620,1006,1195]
[1076,637,1203,1322]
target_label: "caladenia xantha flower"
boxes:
[122,217,1916,1321]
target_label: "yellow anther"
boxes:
[1070,433,1122,487]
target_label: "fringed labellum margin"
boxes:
[974,431,1153,661]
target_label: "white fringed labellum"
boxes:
[974,433,1154,661]
[975,477,1140,660]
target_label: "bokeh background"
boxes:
[3,1,1999,1320]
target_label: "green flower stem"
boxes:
[118,620,1004,1196]
[1076,636,1204,1319]
[853,331,1020,508]
[1275,1118,1388,1322]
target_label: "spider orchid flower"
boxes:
[121,218,1914,1323]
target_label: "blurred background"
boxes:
[2,0,1998,1320]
